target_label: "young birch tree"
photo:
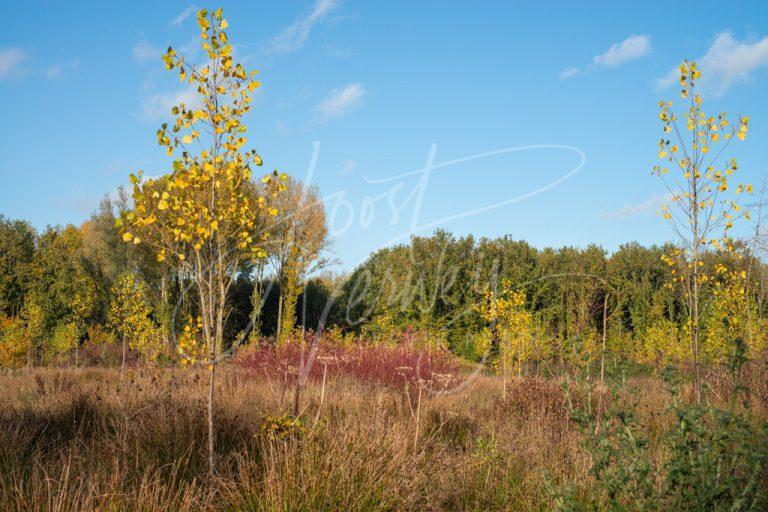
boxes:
[476,280,536,396]
[119,8,282,476]
[654,61,751,403]
[108,273,160,381]
[268,178,330,339]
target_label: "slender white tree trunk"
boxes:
[208,352,216,478]
[600,294,608,389]
[120,335,126,384]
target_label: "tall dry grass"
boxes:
[0,357,765,510]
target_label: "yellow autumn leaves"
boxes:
[109,274,163,361]
[476,280,542,375]
[177,316,206,365]
[654,60,753,237]
[703,263,767,363]
[121,232,141,245]
[652,60,757,376]
[737,115,750,140]
[118,7,282,268]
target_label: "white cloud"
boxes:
[600,193,672,220]
[262,0,341,55]
[0,47,26,80]
[169,5,198,28]
[594,35,651,68]
[54,194,101,216]
[45,65,64,80]
[132,40,161,64]
[104,158,128,176]
[315,83,365,122]
[45,59,79,80]
[140,88,200,121]
[657,32,768,97]
[326,42,355,58]
[559,66,580,80]
[340,159,356,174]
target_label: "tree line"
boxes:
[0,171,332,368]
[337,229,767,363]
[3,210,766,369]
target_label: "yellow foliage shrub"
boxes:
[0,316,29,368]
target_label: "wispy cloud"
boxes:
[262,0,341,56]
[340,159,356,174]
[45,59,79,80]
[559,66,580,80]
[140,88,200,121]
[169,5,198,28]
[45,65,64,80]
[657,32,768,97]
[315,83,365,122]
[0,47,27,80]
[600,193,672,220]
[326,42,355,58]
[276,121,290,135]
[594,35,651,68]
[560,35,650,81]
[54,194,101,216]
[132,39,162,64]
[104,158,129,176]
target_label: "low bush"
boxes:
[234,332,462,388]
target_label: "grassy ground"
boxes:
[0,361,764,511]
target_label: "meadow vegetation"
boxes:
[1,341,766,511]
[1,7,766,510]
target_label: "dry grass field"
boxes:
[2,349,766,511]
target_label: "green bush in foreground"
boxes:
[552,339,768,511]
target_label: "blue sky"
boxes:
[1,1,767,271]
